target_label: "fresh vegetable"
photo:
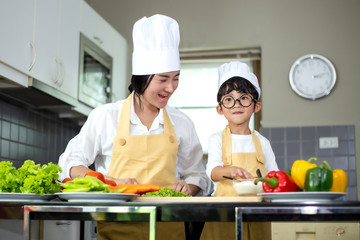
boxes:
[109,184,161,194]
[304,161,333,192]
[104,179,117,186]
[330,169,347,193]
[141,187,191,197]
[62,175,114,193]
[254,170,298,192]
[0,160,62,195]
[291,157,318,189]
[0,161,20,193]
[62,178,72,183]
[85,171,105,183]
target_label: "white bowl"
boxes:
[232,179,263,195]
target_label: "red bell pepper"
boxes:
[254,170,298,192]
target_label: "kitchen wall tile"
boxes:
[333,156,348,170]
[286,127,300,141]
[10,123,18,141]
[349,156,356,170]
[1,139,9,158]
[9,142,18,159]
[286,142,300,156]
[332,125,348,140]
[348,125,355,140]
[317,126,332,137]
[272,142,285,157]
[301,127,315,140]
[333,140,348,155]
[349,140,355,155]
[2,121,10,139]
[19,126,27,143]
[270,128,285,142]
[1,101,11,121]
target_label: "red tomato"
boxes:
[104,179,117,186]
[85,171,105,183]
[62,178,72,183]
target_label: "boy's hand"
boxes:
[230,167,254,179]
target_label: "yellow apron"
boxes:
[200,126,270,240]
[97,93,185,240]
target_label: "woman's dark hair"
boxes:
[217,77,259,103]
[128,74,155,109]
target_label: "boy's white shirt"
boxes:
[206,130,279,195]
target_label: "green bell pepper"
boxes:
[304,161,333,191]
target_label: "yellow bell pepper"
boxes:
[291,157,317,190]
[330,169,347,192]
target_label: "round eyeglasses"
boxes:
[219,94,257,109]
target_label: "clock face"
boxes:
[289,54,336,100]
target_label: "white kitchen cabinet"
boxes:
[31,0,81,99]
[0,0,35,78]
[80,0,128,102]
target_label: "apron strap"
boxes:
[251,132,265,164]
[221,126,233,166]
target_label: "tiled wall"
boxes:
[260,125,357,201]
[0,99,80,168]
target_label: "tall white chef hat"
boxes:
[132,14,180,75]
[218,61,261,99]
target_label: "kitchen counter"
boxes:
[1,197,360,240]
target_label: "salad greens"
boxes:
[62,175,112,193]
[142,187,191,197]
[0,160,62,195]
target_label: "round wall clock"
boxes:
[289,54,337,100]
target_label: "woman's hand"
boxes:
[105,175,138,185]
[173,180,191,195]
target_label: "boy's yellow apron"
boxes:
[97,93,185,240]
[200,126,270,240]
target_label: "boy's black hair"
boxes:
[217,77,259,103]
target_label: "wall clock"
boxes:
[289,54,337,100]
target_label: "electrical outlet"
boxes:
[319,137,339,149]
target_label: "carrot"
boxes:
[109,184,161,194]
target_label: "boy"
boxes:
[201,61,278,240]
[207,61,278,196]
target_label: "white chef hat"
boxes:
[132,14,180,75]
[218,61,261,99]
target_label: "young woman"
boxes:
[58,14,210,239]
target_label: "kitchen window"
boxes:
[168,48,261,153]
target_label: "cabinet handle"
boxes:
[55,221,72,226]
[54,57,64,87]
[93,35,103,44]
[29,41,36,71]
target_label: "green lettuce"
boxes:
[0,160,62,195]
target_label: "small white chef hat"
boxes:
[132,14,180,75]
[218,61,261,99]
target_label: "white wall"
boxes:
[86,0,360,198]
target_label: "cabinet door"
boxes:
[80,0,128,102]
[57,0,81,98]
[31,0,59,87]
[32,0,80,98]
[80,1,114,56]
[0,0,35,76]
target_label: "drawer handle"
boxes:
[55,221,72,226]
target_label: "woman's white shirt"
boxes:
[58,97,210,195]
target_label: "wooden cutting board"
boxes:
[132,196,263,202]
